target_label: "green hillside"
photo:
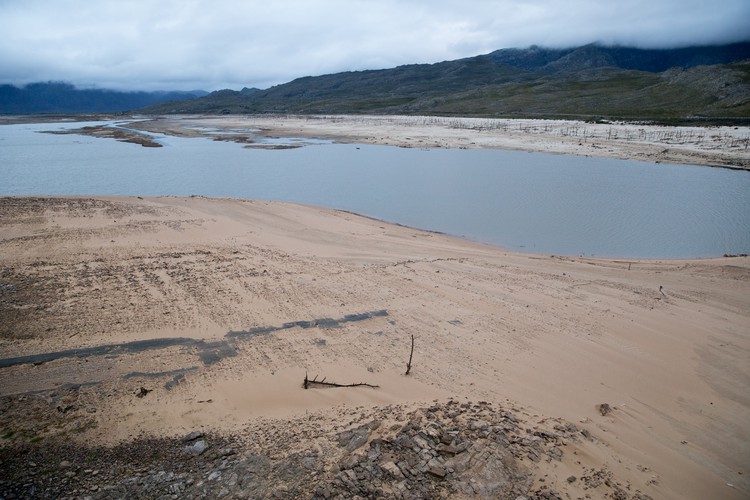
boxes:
[144,43,750,121]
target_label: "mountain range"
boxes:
[146,42,750,121]
[0,82,207,114]
[3,42,749,121]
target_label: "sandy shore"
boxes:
[127,114,750,169]
[1,196,748,498]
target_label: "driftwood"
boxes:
[303,372,379,389]
[405,334,415,375]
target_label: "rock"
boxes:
[367,446,381,462]
[426,459,447,478]
[521,436,542,447]
[396,461,411,477]
[168,482,185,494]
[344,469,357,483]
[567,475,577,483]
[338,454,361,471]
[271,485,288,497]
[547,446,563,461]
[597,403,612,416]
[395,433,414,449]
[469,420,489,431]
[381,462,404,479]
[182,431,204,442]
[445,452,472,474]
[345,428,371,452]
[555,423,578,433]
[59,460,73,468]
[413,435,433,450]
[533,430,558,441]
[423,422,444,440]
[437,442,469,455]
[184,439,208,456]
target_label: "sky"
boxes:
[1,0,748,92]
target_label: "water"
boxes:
[1,120,749,258]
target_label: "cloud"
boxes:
[0,0,748,91]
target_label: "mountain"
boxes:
[0,82,208,114]
[145,42,750,121]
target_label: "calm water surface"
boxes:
[1,121,749,258]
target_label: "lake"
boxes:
[1,120,749,258]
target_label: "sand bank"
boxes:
[1,196,748,498]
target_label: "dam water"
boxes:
[1,120,749,258]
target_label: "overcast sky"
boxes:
[1,0,748,91]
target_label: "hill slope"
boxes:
[146,42,750,120]
[0,82,208,114]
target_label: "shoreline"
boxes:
[2,113,749,170]
[4,194,745,261]
[1,195,748,498]
[109,114,750,170]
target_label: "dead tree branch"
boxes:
[304,372,379,389]
[405,334,414,375]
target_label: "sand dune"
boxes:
[1,195,747,498]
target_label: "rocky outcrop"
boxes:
[0,399,650,499]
